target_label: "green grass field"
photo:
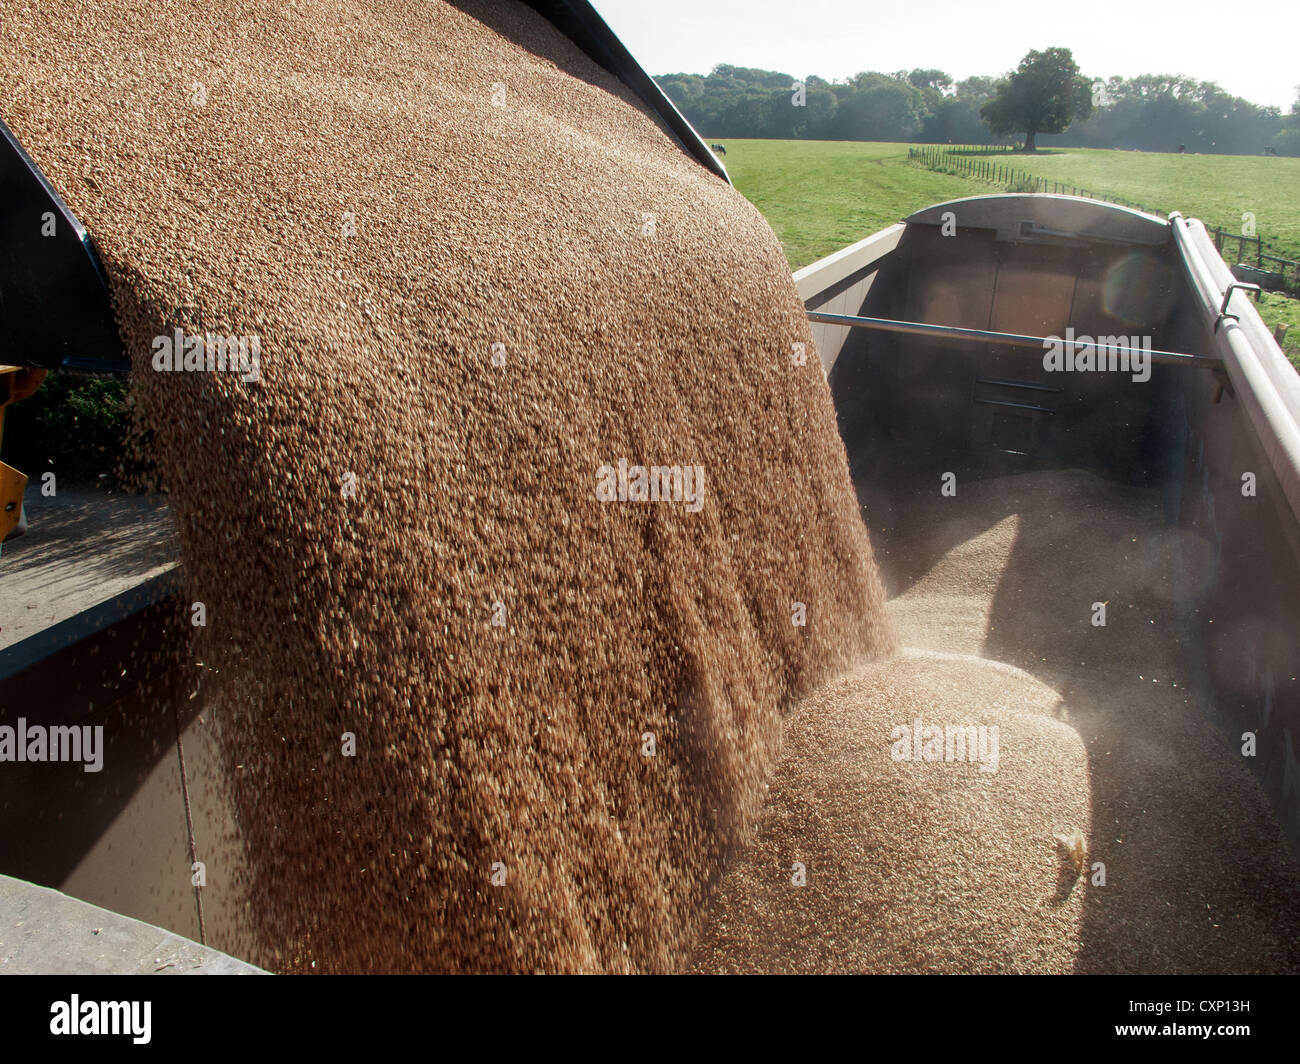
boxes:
[968,148,1300,257]
[722,139,1300,366]
[723,140,984,270]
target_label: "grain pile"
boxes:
[0,0,895,971]
[692,466,1300,973]
[690,650,1091,974]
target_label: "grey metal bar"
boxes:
[976,376,1064,393]
[975,397,1055,413]
[806,309,1223,368]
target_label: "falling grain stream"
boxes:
[1,0,1297,974]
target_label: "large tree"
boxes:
[981,47,1093,151]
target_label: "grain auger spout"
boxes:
[0,114,128,545]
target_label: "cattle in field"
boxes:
[710,143,726,155]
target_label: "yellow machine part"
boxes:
[0,366,46,542]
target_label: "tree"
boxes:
[832,72,928,141]
[906,69,954,95]
[1275,86,1300,156]
[955,75,997,103]
[981,47,1093,151]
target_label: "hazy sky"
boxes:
[591,0,1300,111]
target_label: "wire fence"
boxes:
[907,145,1300,285]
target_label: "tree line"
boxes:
[657,62,1300,155]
